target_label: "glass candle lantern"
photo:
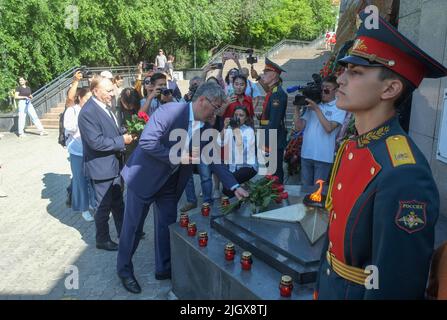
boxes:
[201,202,211,216]
[198,231,208,247]
[187,222,197,236]
[279,275,293,297]
[179,213,189,228]
[224,243,235,261]
[240,251,253,270]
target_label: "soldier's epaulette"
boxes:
[385,135,416,167]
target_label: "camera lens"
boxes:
[144,80,151,85]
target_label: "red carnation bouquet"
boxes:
[221,175,289,215]
[126,111,149,135]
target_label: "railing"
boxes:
[31,65,139,118]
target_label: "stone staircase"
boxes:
[28,103,64,130]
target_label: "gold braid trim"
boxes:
[351,50,396,67]
[325,139,349,212]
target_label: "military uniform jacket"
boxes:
[260,84,288,150]
[316,116,439,299]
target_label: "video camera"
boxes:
[79,67,93,79]
[246,49,258,65]
[210,62,223,69]
[142,61,154,72]
[160,88,173,96]
[290,73,323,106]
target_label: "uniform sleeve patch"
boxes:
[395,200,427,234]
[385,135,416,167]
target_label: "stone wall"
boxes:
[398,0,447,217]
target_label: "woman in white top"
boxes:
[64,73,94,222]
[218,105,258,198]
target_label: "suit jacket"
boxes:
[121,102,239,201]
[78,97,125,181]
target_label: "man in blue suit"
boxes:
[117,82,249,293]
[78,76,134,251]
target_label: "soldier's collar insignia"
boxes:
[395,200,427,234]
[355,125,390,148]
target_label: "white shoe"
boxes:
[18,134,27,138]
[39,131,48,136]
[81,210,94,222]
[213,189,221,199]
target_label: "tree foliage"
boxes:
[0,0,336,105]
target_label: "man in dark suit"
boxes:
[78,76,134,251]
[117,82,249,293]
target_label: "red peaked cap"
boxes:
[264,57,286,74]
[338,12,447,87]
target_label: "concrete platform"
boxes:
[170,212,314,300]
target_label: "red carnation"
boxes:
[273,185,284,193]
[138,111,149,123]
[280,192,288,200]
[271,176,280,183]
[265,175,273,180]
[275,197,283,204]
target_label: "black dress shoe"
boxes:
[96,240,118,251]
[155,270,171,280]
[119,276,141,294]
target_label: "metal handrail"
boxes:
[31,65,140,117]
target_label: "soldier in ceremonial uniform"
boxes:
[315,12,447,299]
[251,58,288,182]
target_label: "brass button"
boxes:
[348,152,353,160]
[326,268,331,276]
[370,167,375,175]
[337,183,342,190]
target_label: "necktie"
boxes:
[106,106,118,127]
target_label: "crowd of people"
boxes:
[42,29,447,299]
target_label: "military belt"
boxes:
[326,251,368,286]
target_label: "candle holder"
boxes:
[201,203,211,216]
[240,251,253,270]
[221,196,230,208]
[187,222,197,236]
[279,275,293,297]
[179,213,189,228]
[224,243,235,261]
[198,231,208,247]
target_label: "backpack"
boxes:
[58,108,67,147]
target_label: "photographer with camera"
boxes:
[140,73,172,116]
[295,75,346,191]
[218,105,257,198]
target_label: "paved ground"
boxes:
[0,130,179,300]
[0,130,446,300]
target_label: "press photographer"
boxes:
[294,75,346,191]
[182,76,203,103]
[140,72,173,115]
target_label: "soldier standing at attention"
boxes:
[251,58,288,183]
[315,12,447,300]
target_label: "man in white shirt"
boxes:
[295,75,346,191]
